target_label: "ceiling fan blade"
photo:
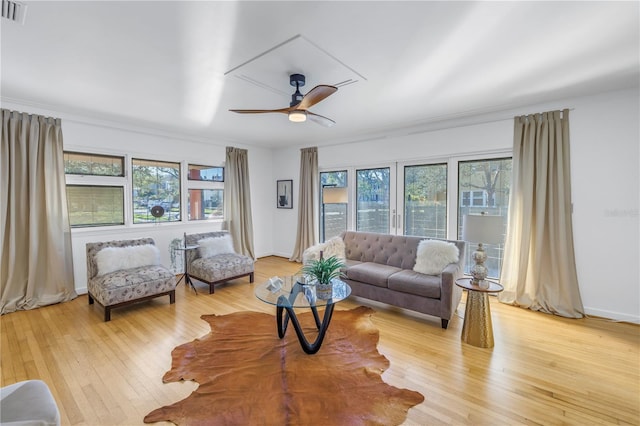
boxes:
[307,111,336,127]
[296,85,338,110]
[229,108,289,114]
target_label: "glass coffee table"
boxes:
[255,276,351,354]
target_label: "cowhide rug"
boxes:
[144,306,424,425]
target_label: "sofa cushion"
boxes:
[344,259,364,269]
[190,253,254,283]
[95,244,160,276]
[88,265,176,306]
[346,262,401,288]
[388,270,441,298]
[413,239,459,275]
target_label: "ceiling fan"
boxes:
[229,74,338,127]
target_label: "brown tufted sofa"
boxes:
[308,231,466,329]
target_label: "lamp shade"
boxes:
[462,214,503,245]
[322,187,348,204]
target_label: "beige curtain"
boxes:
[1,109,77,314]
[290,147,318,262]
[498,109,584,318]
[224,146,255,258]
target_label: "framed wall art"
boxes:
[277,180,293,209]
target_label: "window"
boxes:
[132,159,181,223]
[320,171,348,242]
[64,151,124,177]
[188,189,223,220]
[458,158,512,279]
[66,185,124,227]
[64,152,126,228]
[188,164,224,182]
[404,163,447,238]
[187,164,224,221]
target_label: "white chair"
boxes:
[0,380,60,425]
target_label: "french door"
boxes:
[323,162,448,238]
[320,154,511,280]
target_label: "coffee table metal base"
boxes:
[276,295,335,355]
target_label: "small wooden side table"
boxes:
[455,278,504,348]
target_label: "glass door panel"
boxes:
[402,163,448,238]
[320,171,348,242]
[457,157,512,279]
[356,167,394,233]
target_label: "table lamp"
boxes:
[462,213,503,284]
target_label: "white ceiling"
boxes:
[1,1,639,148]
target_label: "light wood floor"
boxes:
[1,256,638,425]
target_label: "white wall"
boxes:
[570,90,639,323]
[271,147,302,258]
[270,88,640,323]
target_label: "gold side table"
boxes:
[455,278,504,348]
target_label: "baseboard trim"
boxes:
[584,307,639,324]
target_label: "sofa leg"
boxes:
[441,318,449,329]
[169,290,175,304]
[209,284,215,294]
[88,294,94,305]
[249,272,254,283]
[104,307,111,322]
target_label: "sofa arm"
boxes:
[440,261,465,326]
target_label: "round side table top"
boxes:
[455,277,504,293]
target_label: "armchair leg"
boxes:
[104,307,111,322]
[441,318,449,329]
[169,290,175,304]
[249,272,254,283]
[88,294,94,305]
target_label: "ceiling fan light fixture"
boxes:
[288,110,307,123]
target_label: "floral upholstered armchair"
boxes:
[185,231,254,294]
[86,238,176,321]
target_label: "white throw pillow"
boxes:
[322,236,346,260]
[198,235,235,258]
[413,240,460,275]
[95,244,160,276]
[302,236,346,264]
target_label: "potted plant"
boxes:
[302,255,345,299]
